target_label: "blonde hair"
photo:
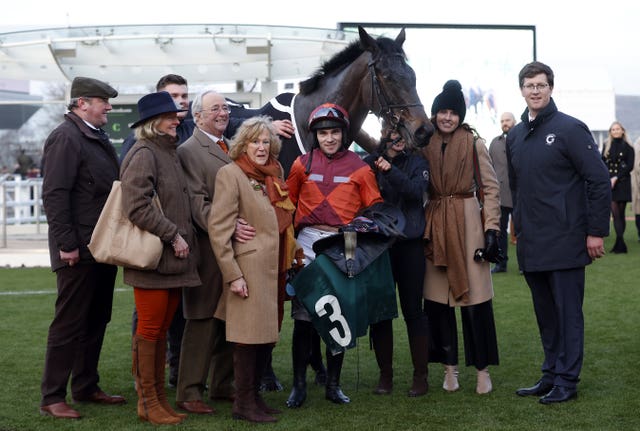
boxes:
[603,121,630,158]
[134,115,168,141]
[228,116,282,160]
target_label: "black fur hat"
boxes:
[431,79,466,122]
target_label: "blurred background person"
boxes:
[421,80,501,395]
[632,136,640,241]
[209,116,296,423]
[121,91,201,425]
[488,112,516,273]
[602,121,634,253]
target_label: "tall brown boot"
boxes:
[370,320,393,395]
[132,335,182,425]
[155,338,188,419]
[232,344,277,423]
[407,335,429,397]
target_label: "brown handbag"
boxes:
[88,180,163,269]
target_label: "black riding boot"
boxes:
[259,344,283,392]
[309,331,327,385]
[286,320,312,408]
[325,349,350,404]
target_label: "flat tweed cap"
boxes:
[70,77,118,99]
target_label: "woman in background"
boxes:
[602,121,634,253]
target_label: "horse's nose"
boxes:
[414,122,434,148]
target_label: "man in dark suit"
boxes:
[40,77,126,419]
[508,62,610,404]
[175,89,235,414]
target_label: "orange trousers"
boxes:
[134,288,181,341]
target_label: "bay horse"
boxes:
[229,25,433,176]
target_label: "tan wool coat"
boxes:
[421,127,500,307]
[177,129,231,319]
[209,162,280,344]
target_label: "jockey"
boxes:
[285,103,383,408]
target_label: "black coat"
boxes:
[506,98,611,272]
[602,138,634,202]
[364,150,430,239]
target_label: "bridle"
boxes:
[367,53,423,129]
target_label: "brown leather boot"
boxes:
[371,320,393,395]
[155,338,188,419]
[232,344,277,423]
[132,335,183,425]
[407,335,429,397]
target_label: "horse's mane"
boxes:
[298,35,405,95]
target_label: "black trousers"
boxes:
[41,263,117,406]
[425,299,499,370]
[524,267,585,389]
[389,238,429,337]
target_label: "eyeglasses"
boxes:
[201,105,230,114]
[523,83,550,91]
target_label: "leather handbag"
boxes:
[88,180,163,269]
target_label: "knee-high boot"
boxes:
[259,343,283,392]
[254,344,282,415]
[309,330,327,385]
[370,320,393,395]
[155,338,187,419]
[407,334,429,397]
[325,349,350,404]
[132,336,182,425]
[232,344,276,423]
[286,320,312,408]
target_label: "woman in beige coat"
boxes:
[120,92,201,425]
[209,116,296,423]
[421,80,501,395]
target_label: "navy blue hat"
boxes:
[431,79,466,122]
[130,91,187,128]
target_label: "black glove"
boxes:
[482,229,504,264]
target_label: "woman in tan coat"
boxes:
[120,92,201,425]
[421,80,501,395]
[209,116,296,423]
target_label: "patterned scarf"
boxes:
[235,153,297,274]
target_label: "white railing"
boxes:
[0,174,46,248]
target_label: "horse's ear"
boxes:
[358,26,378,54]
[395,28,406,47]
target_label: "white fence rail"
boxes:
[0,174,46,248]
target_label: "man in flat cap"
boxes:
[39,76,126,419]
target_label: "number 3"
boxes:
[315,295,352,347]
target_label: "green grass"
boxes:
[1,230,639,430]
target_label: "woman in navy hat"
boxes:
[120,91,201,425]
[421,80,502,395]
